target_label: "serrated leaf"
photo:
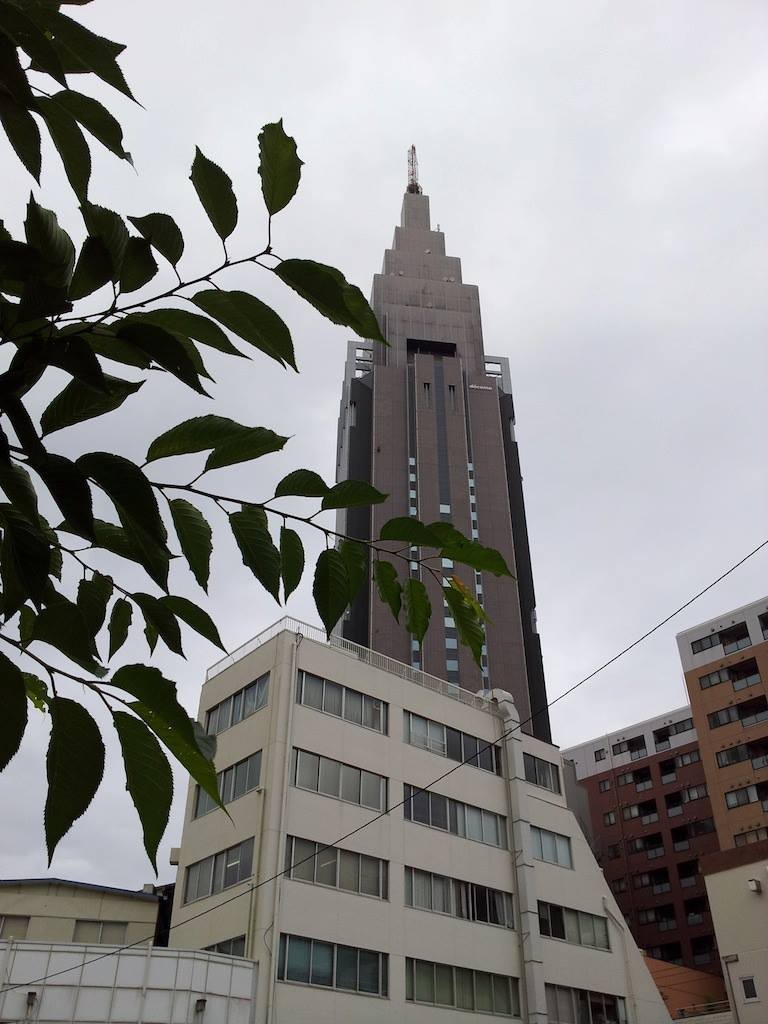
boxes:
[36,96,91,203]
[0,504,51,615]
[230,507,280,602]
[84,517,169,591]
[119,236,157,293]
[81,202,128,282]
[403,578,431,641]
[25,196,74,286]
[0,5,67,86]
[47,11,134,101]
[23,672,48,712]
[29,452,93,539]
[52,89,130,160]
[274,468,329,499]
[0,94,41,182]
[122,308,242,357]
[169,498,211,591]
[115,321,207,394]
[190,147,237,241]
[258,119,303,215]
[192,289,295,369]
[132,592,183,657]
[31,599,106,676]
[0,31,33,106]
[438,535,512,577]
[0,461,39,523]
[127,213,183,266]
[77,451,167,553]
[19,604,36,647]
[445,582,485,665]
[313,548,349,637]
[321,479,386,511]
[77,571,113,635]
[280,526,304,601]
[107,597,132,658]
[86,327,152,369]
[339,538,367,602]
[373,560,401,621]
[144,620,158,654]
[159,595,224,651]
[145,414,287,469]
[274,259,385,343]
[40,373,143,435]
[113,711,172,873]
[45,697,105,863]
[0,651,27,771]
[379,517,441,547]
[69,235,112,299]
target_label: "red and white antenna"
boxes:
[407,145,421,194]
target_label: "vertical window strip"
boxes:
[405,957,520,1016]
[405,866,514,928]
[403,784,506,848]
[296,672,388,734]
[292,748,387,812]
[205,673,269,736]
[194,750,262,818]
[277,934,388,997]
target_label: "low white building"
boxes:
[169,617,671,1023]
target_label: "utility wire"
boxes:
[4,535,767,993]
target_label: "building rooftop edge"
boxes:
[561,702,693,756]
[675,593,768,640]
[0,878,158,901]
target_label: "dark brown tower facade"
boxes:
[336,180,550,741]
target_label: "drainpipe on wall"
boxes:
[491,689,548,1024]
[601,898,638,1024]
[721,956,742,1024]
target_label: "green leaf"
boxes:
[230,507,280,602]
[258,119,303,216]
[43,333,107,391]
[19,604,36,647]
[339,538,367,602]
[169,498,212,591]
[274,468,329,499]
[47,11,134,101]
[23,672,48,712]
[76,571,113,635]
[122,308,243,357]
[403,578,431,641]
[52,89,130,160]
[36,96,91,203]
[69,235,112,299]
[274,259,385,343]
[101,518,170,591]
[313,548,349,638]
[119,236,157,293]
[29,452,94,540]
[0,32,34,105]
[31,599,106,676]
[0,504,51,615]
[159,595,224,651]
[373,560,401,621]
[40,373,143,435]
[145,414,288,470]
[127,213,183,267]
[45,696,105,863]
[81,202,128,281]
[321,479,386,511]
[444,583,485,665]
[192,289,296,369]
[113,711,173,873]
[0,651,27,771]
[280,526,304,601]
[107,597,132,658]
[144,620,158,654]
[379,517,441,547]
[25,196,75,286]
[131,592,183,657]
[115,321,207,394]
[434,532,512,576]
[77,452,167,551]
[190,147,237,241]
[86,327,152,369]
[108,664,220,806]
[0,94,41,182]
[0,461,39,523]
[0,5,67,86]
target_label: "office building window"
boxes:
[73,920,127,944]
[291,749,387,812]
[205,673,269,735]
[403,712,502,774]
[725,784,762,809]
[285,836,388,899]
[598,779,611,792]
[278,934,388,997]
[403,784,507,848]
[194,750,261,818]
[184,838,254,904]
[735,826,768,846]
[0,915,29,940]
[296,672,388,734]
[523,752,561,794]
[611,877,628,894]
[594,748,606,762]
[546,985,628,1024]
[742,977,758,1000]
[538,901,609,950]
[691,632,721,655]
[205,936,246,957]
[603,811,617,826]
[530,826,573,868]
[405,958,520,1016]
[676,749,701,767]
[405,867,514,929]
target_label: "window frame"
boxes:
[403,711,502,774]
[292,748,388,812]
[403,783,507,849]
[285,836,388,901]
[530,825,573,869]
[404,866,515,930]
[277,933,388,997]
[405,957,520,1017]
[194,749,262,818]
[183,838,254,904]
[296,671,388,735]
[205,673,269,736]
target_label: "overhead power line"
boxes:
[5,535,767,992]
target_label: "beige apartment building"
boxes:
[170,617,671,1023]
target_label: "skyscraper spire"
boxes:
[407,144,421,194]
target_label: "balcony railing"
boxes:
[753,754,768,771]
[742,708,768,729]
[723,636,751,655]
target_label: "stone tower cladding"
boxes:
[337,189,550,741]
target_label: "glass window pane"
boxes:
[206,705,219,735]
[411,788,430,824]
[310,940,333,986]
[185,862,201,902]
[230,936,245,957]
[296,750,319,790]
[315,846,337,887]
[466,805,483,841]
[564,908,579,943]
[482,811,500,846]
[580,912,596,947]
[595,917,609,949]
[361,771,383,810]
[341,764,361,804]
[323,681,343,716]
[231,691,243,726]
[405,959,414,1001]
[551,904,566,940]
[358,950,380,994]
[430,793,448,830]
[344,689,362,724]
[224,851,241,888]
[255,675,269,709]
[432,874,451,913]
[558,986,577,1023]
[428,720,446,754]
[590,992,607,1024]
[538,902,551,936]
[338,850,359,892]
[473,884,489,923]
[556,834,572,867]
[462,734,479,766]
[278,935,286,979]
[286,936,311,983]
[435,964,454,1006]
[475,971,493,1011]
[410,714,429,749]
[360,855,380,896]
[456,967,475,1009]
[246,751,262,790]
[0,916,28,940]
[446,727,462,761]
[531,826,543,859]
[478,744,493,772]
[319,757,341,798]
[291,838,316,882]
[524,753,537,784]
[493,975,512,1015]
[242,682,257,718]
[413,869,432,909]
[546,986,559,1021]
[233,760,249,800]
[336,946,358,990]
[542,830,557,862]
[211,853,225,894]
[363,697,382,731]
[454,880,470,918]
[302,673,323,709]
[218,696,232,731]
[238,838,253,879]
[73,920,100,942]
[414,960,435,1002]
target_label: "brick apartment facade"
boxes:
[564,708,721,974]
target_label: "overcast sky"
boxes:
[1,0,766,890]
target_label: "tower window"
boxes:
[423,382,431,407]
[448,384,456,410]
[349,401,357,427]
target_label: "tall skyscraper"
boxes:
[336,151,550,740]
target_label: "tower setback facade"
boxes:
[336,167,550,740]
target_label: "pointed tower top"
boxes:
[407,145,422,194]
